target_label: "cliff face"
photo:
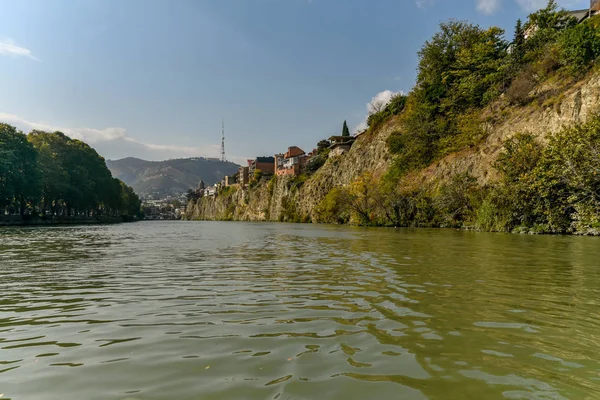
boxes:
[186,116,398,222]
[186,71,600,223]
[422,73,600,185]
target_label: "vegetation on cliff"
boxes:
[313,1,600,235]
[1,123,142,220]
[188,1,600,235]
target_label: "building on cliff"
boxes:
[328,136,356,158]
[238,166,250,188]
[275,146,312,176]
[249,156,275,176]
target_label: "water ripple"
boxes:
[1,222,599,399]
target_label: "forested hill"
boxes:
[106,157,240,197]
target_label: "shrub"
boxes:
[506,67,536,105]
[267,176,276,196]
[314,188,350,224]
[367,94,408,131]
[559,18,600,74]
[305,154,327,174]
[433,173,481,227]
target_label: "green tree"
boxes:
[559,17,600,74]
[417,21,507,112]
[523,0,577,62]
[342,120,350,137]
[511,19,526,66]
[0,124,41,215]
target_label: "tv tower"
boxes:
[220,118,226,162]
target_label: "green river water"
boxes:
[1,221,599,399]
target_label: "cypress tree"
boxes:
[342,120,350,137]
[513,19,525,65]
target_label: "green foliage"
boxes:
[417,20,507,113]
[478,117,600,234]
[386,20,508,177]
[267,176,277,196]
[342,120,350,137]
[287,174,309,191]
[224,202,236,221]
[523,0,577,63]
[304,154,327,174]
[367,94,407,131]
[317,140,330,155]
[434,173,481,227]
[0,123,40,213]
[314,188,350,224]
[511,19,526,67]
[558,17,600,74]
[279,195,300,223]
[0,123,141,219]
[221,185,237,196]
[253,169,264,181]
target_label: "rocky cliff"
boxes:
[186,70,600,223]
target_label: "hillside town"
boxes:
[188,126,360,201]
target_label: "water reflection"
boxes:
[1,222,599,399]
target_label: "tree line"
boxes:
[1,123,142,220]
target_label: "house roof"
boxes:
[255,156,275,163]
[568,9,591,22]
[284,146,305,159]
[329,135,355,143]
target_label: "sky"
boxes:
[0,0,590,165]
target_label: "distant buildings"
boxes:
[275,146,312,176]
[186,128,360,198]
[249,156,275,176]
[238,166,250,187]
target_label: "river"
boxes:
[1,221,599,399]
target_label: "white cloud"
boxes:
[416,0,434,8]
[0,38,38,61]
[477,0,502,14]
[0,113,230,162]
[514,0,549,11]
[354,90,403,134]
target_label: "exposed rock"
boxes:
[187,71,600,223]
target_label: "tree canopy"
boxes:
[1,123,141,220]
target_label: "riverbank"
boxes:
[0,215,137,227]
[186,69,600,235]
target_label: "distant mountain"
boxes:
[106,157,240,197]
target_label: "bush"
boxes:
[559,18,600,74]
[367,94,408,131]
[305,154,327,174]
[433,173,480,227]
[506,67,536,105]
[314,188,350,224]
[267,176,276,196]
[287,174,308,191]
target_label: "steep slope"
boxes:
[420,73,600,186]
[107,157,240,197]
[186,70,600,225]
[186,116,399,222]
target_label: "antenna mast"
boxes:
[220,118,226,162]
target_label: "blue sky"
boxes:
[0,0,589,164]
